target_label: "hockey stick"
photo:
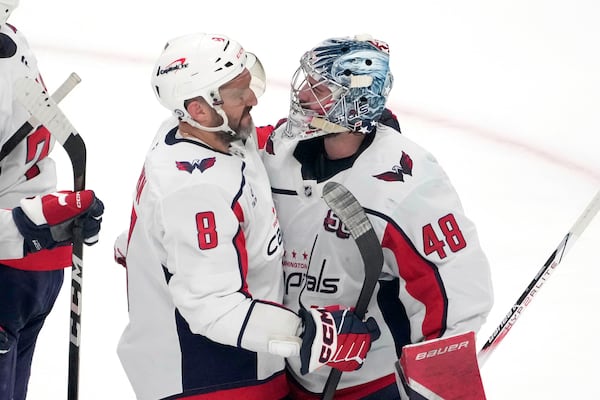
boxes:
[478,188,600,366]
[320,181,385,400]
[0,73,81,163]
[14,75,87,400]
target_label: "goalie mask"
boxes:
[285,34,393,141]
[150,32,266,137]
[0,0,18,25]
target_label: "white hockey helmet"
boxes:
[0,0,19,25]
[285,34,393,140]
[151,32,265,136]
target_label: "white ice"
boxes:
[9,0,600,398]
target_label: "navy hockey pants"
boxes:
[0,263,64,400]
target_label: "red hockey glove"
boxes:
[12,190,104,254]
[299,306,380,375]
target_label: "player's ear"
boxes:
[185,97,212,124]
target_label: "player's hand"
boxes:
[299,305,380,375]
[12,190,104,254]
[113,230,128,268]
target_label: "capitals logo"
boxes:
[175,157,216,173]
[373,151,413,182]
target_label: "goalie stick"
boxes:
[478,188,600,366]
[0,72,81,163]
[320,181,385,400]
[14,75,87,400]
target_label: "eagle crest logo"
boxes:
[373,151,413,182]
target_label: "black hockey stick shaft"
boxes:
[321,182,384,400]
[66,133,86,400]
[478,188,600,366]
[14,75,87,399]
[0,73,80,162]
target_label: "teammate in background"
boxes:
[115,32,379,400]
[259,35,494,399]
[0,2,105,399]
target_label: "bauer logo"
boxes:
[156,58,189,76]
[415,340,469,360]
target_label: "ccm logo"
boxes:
[317,310,335,362]
[415,340,469,360]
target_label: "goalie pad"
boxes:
[395,331,486,400]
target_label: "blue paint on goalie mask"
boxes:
[285,35,394,141]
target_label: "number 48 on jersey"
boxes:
[422,213,467,259]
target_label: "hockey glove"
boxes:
[299,306,380,375]
[12,190,104,254]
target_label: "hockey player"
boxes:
[259,35,494,399]
[115,32,380,400]
[0,1,105,399]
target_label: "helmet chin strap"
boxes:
[183,106,237,137]
[310,117,348,134]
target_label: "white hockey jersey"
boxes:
[117,118,301,400]
[0,24,69,267]
[0,24,57,208]
[262,123,494,396]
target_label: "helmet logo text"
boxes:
[156,58,189,76]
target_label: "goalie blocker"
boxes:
[395,331,486,400]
